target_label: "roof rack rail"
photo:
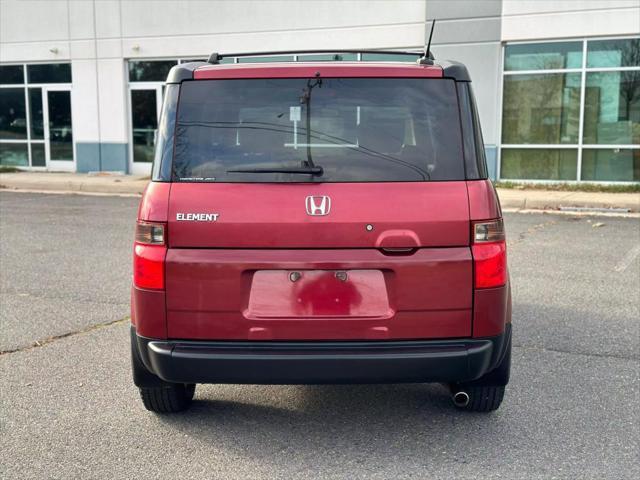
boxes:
[206,49,434,65]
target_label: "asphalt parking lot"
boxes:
[1,191,638,479]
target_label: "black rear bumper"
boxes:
[133,325,510,385]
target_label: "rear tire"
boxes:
[139,383,196,413]
[459,385,505,412]
[454,328,511,412]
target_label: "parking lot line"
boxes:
[614,245,640,273]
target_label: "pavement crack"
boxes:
[0,290,130,307]
[513,343,638,361]
[0,317,129,355]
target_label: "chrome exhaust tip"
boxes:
[452,390,470,407]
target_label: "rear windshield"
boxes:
[172,78,464,182]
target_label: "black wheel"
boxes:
[460,385,505,412]
[454,329,511,412]
[131,327,196,413]
[139,383,196,413]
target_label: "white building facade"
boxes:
[1,0,638,182]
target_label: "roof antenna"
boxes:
[419,19,436,65]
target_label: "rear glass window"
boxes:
[173,78,464,182]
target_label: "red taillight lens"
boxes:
[472,242,507,288]
[133,221,166,290]
[472,219,507,289]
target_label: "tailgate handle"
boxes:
[380,247,417,255]
[375,229,420,251]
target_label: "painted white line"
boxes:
[614,245,640,272]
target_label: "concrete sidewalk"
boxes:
[497,187,639,212]
[1,171,639,212]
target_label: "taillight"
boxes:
[133,221,166,290]
[135,221,165,245]
[472,219,507,289]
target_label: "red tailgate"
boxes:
[165,182,472,340]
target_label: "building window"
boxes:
[297,53,358,61]
[587,39,640,68]
[0,65,24,84]
[27,63,72,84]
[581,148,639,181]
[129,60,177,82]
[501,37,639,182]
[583,71,638,145]
[501,148,578,181]
[237,55,294,63]
[504,41,583,71]
[128,60,178,170]
[0,63,73,168]
[0,88,27,140]
[131,89,158,163]
[502,73,581,145]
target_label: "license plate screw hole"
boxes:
[289,271,302,282]
[335,271,348,282]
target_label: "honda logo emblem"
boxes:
[305,195,331,216]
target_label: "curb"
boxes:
[498,198,640,212]
[495,189,639,213]
[0,183,146,195]
[0,187,142,198]
[0,173,148,196]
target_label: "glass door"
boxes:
[43,86,74,170]
[129,84,163,175]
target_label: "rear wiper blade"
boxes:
[227,166,323,175]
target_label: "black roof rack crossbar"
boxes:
[207,49,432,65]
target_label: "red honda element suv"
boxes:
[131,50,512,414]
